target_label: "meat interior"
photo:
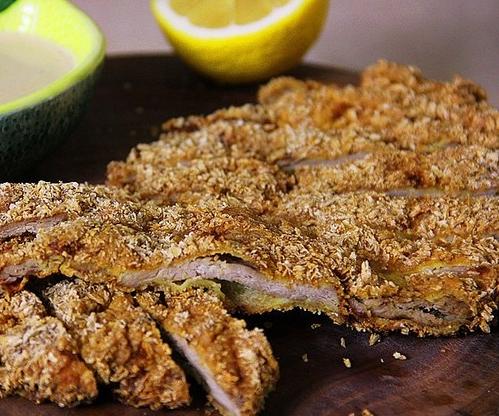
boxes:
[348,297,471,335]
[0,277,278,415]
[170,334,242,415]
[219,280,477,336]
[120,256,340,315]
[0,215,66,239]
[136,288,279,416]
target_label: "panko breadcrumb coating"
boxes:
[259,60,499,150]
[291,145,497,195]
[0,59,498,414]
[108,156,292,212]
[44,279,190,409]
[136,287,279,416]
[0,291,98,406]
[0,182,347,322]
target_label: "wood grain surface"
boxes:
[2,55,497,416]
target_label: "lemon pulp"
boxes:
[153,0,329,83]
[170,0,290,28]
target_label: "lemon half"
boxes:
[151,0,329,83]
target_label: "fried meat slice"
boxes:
[43,279,190,409]
[0,182,169,289]
[108,123,496,203]
[0,182,497,334]
[0,290,97,405]
[259,60,499,150]
[279,191,499,335]
[136,287,279,416]
[0,182,347,322]
[107,101,496,203]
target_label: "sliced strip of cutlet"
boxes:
[259,60,499,150]
[0,290,97,406]
[1,182,497,334]
[278,191,498,335]
[0,182,347,323]
[136,287,278,416]
[43,279,190,409]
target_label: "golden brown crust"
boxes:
[108,156,292,212]
[136,287,279,416]
[1,61,498,339]
[292,145,498,195]
[279,191,498,334]
[0,291,98,406]
[0,183,346,318]
[259,60,499,150]
[44,279,190,409]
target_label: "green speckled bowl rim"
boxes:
[0,0,105,116]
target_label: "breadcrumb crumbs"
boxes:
[362,409,375,416]
[343,358,351,368]
[311,323,321,330]
[340,337,346,348]
[368,333,380,346]
[393,352,407,360]
[302,354,309,363]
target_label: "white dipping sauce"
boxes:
[0,32,74,105]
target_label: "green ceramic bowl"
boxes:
[0,0,105,178]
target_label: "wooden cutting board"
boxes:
[2,55,497,416]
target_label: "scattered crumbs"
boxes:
[401,327,410,335]
[263,321,273,329]
[302,353,309,363]
[362,409,375,416]
[343,357,351,368]
[135,106,145,115]
[380,358,384,363]
[311,323,321,330]
[393,352,407,360]
[340,337,346,348]
[368,333,380,346]
[440,348,446,353]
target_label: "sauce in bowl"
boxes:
[0,32,74,105]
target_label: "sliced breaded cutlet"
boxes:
[108,109,497,200]
[0,290,97,406]
[136,286,279,416]
[0,182,497,335]
[0,278,278,414]
[277,190,498,335]
[0,182,347,322]
[43,279,190,409]
[259,60,499,150]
